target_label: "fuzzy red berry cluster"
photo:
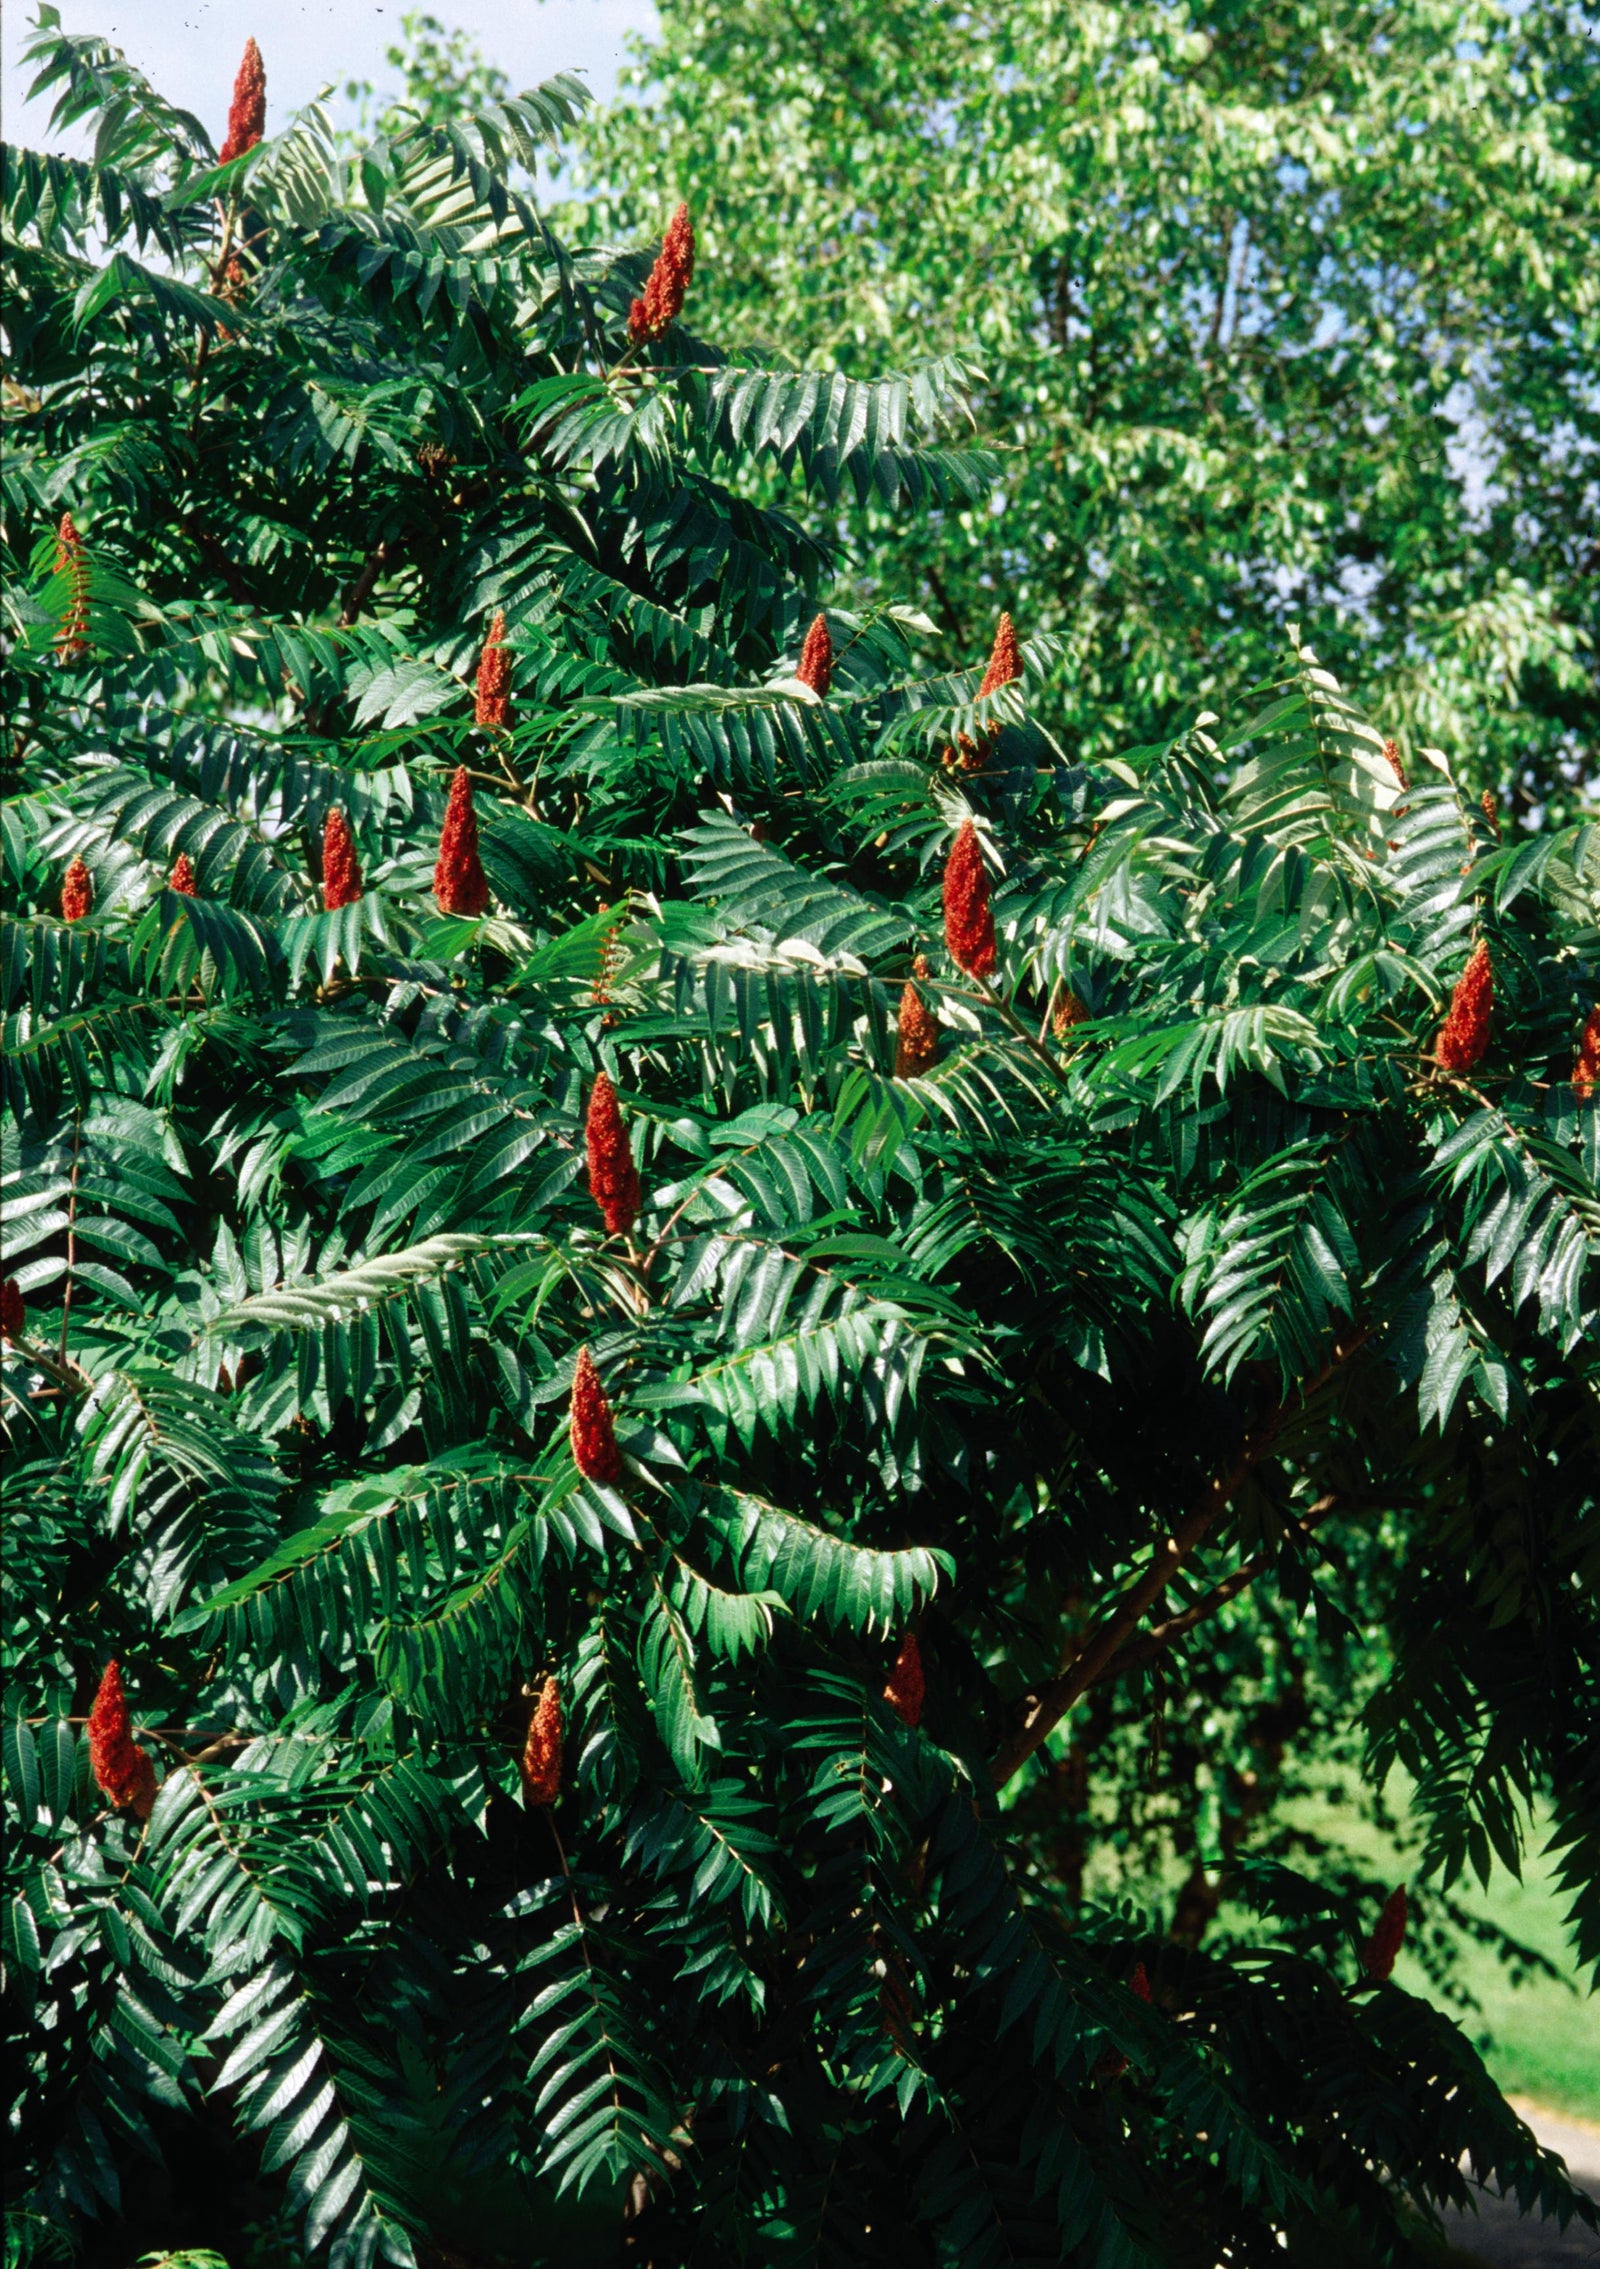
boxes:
[60,857,93,922]
[628,205,695,344]
[520,1675,563,1807]
[474,611,512,729]
[796,614,834,698]
[1361,1884,1408,1981]
[87,1661,159,1820]
[1435,942,1492,1074]
[943,820,996,978]
[585,1075,640,1236]
[321,809,362,909]
[435,767,490,916]
[570,1348,623,1485]
[894,960,939,1080]
[218,38,266,166]
[883,1633,924,1727]
[54,512,90,663]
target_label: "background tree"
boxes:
[4,12,1600,2269]
[569,0,1600,826]
[342,10,511,145]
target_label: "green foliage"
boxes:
[3,13,1598,2269]
[569,0,1600,826]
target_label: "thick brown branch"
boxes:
[1090,1491,1343,1690]
[990,1330,1369,1787]
[338,539,392,628]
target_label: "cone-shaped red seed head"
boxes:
[434,767,490,917]
[321,808,362,910]
[520,1674,563,1806]
[1361,1884,1408,1981]
[883,1632,924,1727]
[1,1278,24,1342]
[797,613,834,698]
[1574,1006,1600,1100]
[475,610,512,729]
[87,1661,158,1820]
[169,852,197,895]
[218,38,266,165]
[894,978,939,1079]
[978,613,1022,700]
[61,858,92,923]
[585,1073,641,1236]
[1435,941,1492,1074]
[570,1347,623,1485]
[660,202,694,287]
[1052,986,1089,1039]
[627,203,694,341]
[1381,737,1407,790]
[1129,1961,1152,2002]
[1480,787,1501,841]
[942,821,995,977]
[55,512,89,661]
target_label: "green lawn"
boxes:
[1274,1781,1599,2124]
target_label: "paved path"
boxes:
[1441,2102,1600,2267]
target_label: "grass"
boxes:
[1275,1778,1599,2124]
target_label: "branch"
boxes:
[990,1330,1369,1787]
[1088,1491,1344,1691]
[3,1337,92,1394]
[338,539,393,628]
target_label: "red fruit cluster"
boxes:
[169,853,197,895]
[475,611,512,729]
[1052,986,1089,1039]
[1435,941,1492,1074]
[1362,1884,1407,1981]
[796,614,834,698]
[978,614,1022,701]
[87,1661,158,1820]
[1381,737,1407,790]
[435,767,490,917]
[55,512,89,662]
[570,1347,623,1485]
[627,204,695,343]
[883,1633,924,1727]
[1,1279,24,1342]
[321,808,362,909]
[942,820,996,978]
[894,970,939,1079]
[61,858,93,923]
[948,614,1023,772]
[585,1074,641,1235]
[218,38,266,166]
[1574,1006,1600,1099]
[520,1675,563,1807]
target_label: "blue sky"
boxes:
[2,0,657,155]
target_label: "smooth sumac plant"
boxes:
[2,15,1598,2269]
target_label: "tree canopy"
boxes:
[3,12,1599,2269]
[572,0,1599,826]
